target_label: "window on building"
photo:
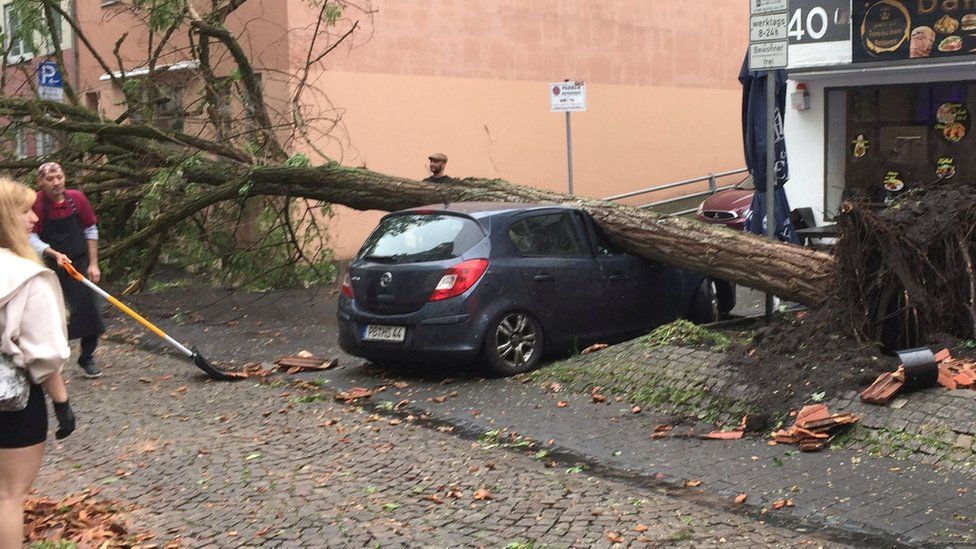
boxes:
[14,128,28,159]
[4,3,33,62]
[35,131,56,157]
[825,81,974,217]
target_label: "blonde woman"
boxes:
[0,178,75,547]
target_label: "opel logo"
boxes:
[379,272,393,288]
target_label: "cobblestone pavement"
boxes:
[90,287,976,547]
[35,342,848,548]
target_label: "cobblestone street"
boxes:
[34,342,846,548]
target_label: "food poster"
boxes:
[854,0,976,62]
[841,83,975,201]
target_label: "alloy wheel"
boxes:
[495,312,538,369]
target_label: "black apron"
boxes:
[39,196,104,340]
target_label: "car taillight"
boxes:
[341,269,354,298]
[429,259,489,301]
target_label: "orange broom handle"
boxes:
[59,260,193,357]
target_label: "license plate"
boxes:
[363,324,406,343]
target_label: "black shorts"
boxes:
[0,384,48,448]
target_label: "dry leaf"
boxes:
[393,381,409,389]
[685,479,702,487]
[734,493,747,504]
[473,488,492,501]
[591,393,606,403]
[556,401,569,408]
[431,395,447,403]
[335,387,373,402]
[631,406,641,414]
[581,343,609,355]
[606,531,624,544]
[771,499,794,510]
[634,524,649,533]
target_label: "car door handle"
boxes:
[533,274,554,283]
[609,274,624,282]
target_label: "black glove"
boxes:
[52,400,76,439]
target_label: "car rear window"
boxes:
[359,213,486,263]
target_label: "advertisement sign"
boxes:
[549,81,586,112]
[787,0,854,68]
[854,0,976,63]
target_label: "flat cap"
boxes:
[428,152,448,161]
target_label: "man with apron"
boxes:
[29,162,104,378]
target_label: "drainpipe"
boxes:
[71,0,80,98]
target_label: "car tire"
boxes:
[716,280,736,316]
[688,278,720,324]
[482,311,544,376]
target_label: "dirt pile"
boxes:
[725,303,896,415]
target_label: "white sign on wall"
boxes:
[550,81,586,112]
[751,0,789,15]
[750,41,789,70]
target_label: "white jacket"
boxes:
[0,247,69,383]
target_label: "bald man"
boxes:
[29,162,104,378]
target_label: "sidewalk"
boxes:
[100,286,976,547]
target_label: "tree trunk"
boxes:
[241,165,835,306]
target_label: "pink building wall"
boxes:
[26,1,749,260]
[289,0,750,257]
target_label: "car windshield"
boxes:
[359,213,485,264]
[736,175,755,190]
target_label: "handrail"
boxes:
[603,168,748,201]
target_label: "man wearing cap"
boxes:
[29,162,105,378]
[423,153,453,183]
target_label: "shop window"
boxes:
[826,82,974,217]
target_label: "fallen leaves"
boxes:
[335,387,373,402]
[581,343,609,355]
[684,479,702,487]
[734,493,747,504]
[473,488,492,501]
[771,498,794,510]
[24,490,165,547]
[275,355,338,374]
[556,401,569,408]
[606,531,624,544]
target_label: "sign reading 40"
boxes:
[787,0,852,44]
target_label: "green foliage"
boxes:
[130,0,185,32]
[641,319,732,352]
[29,542,77,549]
[285,153,311,168]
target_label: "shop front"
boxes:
[783,0,976,224]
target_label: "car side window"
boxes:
[590,223,623,256]
[508,213,585,257]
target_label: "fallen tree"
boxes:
[0,0,836,304]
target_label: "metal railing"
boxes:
[604,168,748,216]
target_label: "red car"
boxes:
[695,175,754,231]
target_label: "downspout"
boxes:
[70,0,79,98]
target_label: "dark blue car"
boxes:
[338,203,720,375]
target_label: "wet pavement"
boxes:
[56,285,976,547]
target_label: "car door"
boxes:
[582,214,685,333]
[505,210,603,349]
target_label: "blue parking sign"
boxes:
[38,61,62,87]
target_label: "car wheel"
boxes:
[483,311,544,375]
[688,278,720,324]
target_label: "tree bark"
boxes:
[241,165,835,306]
